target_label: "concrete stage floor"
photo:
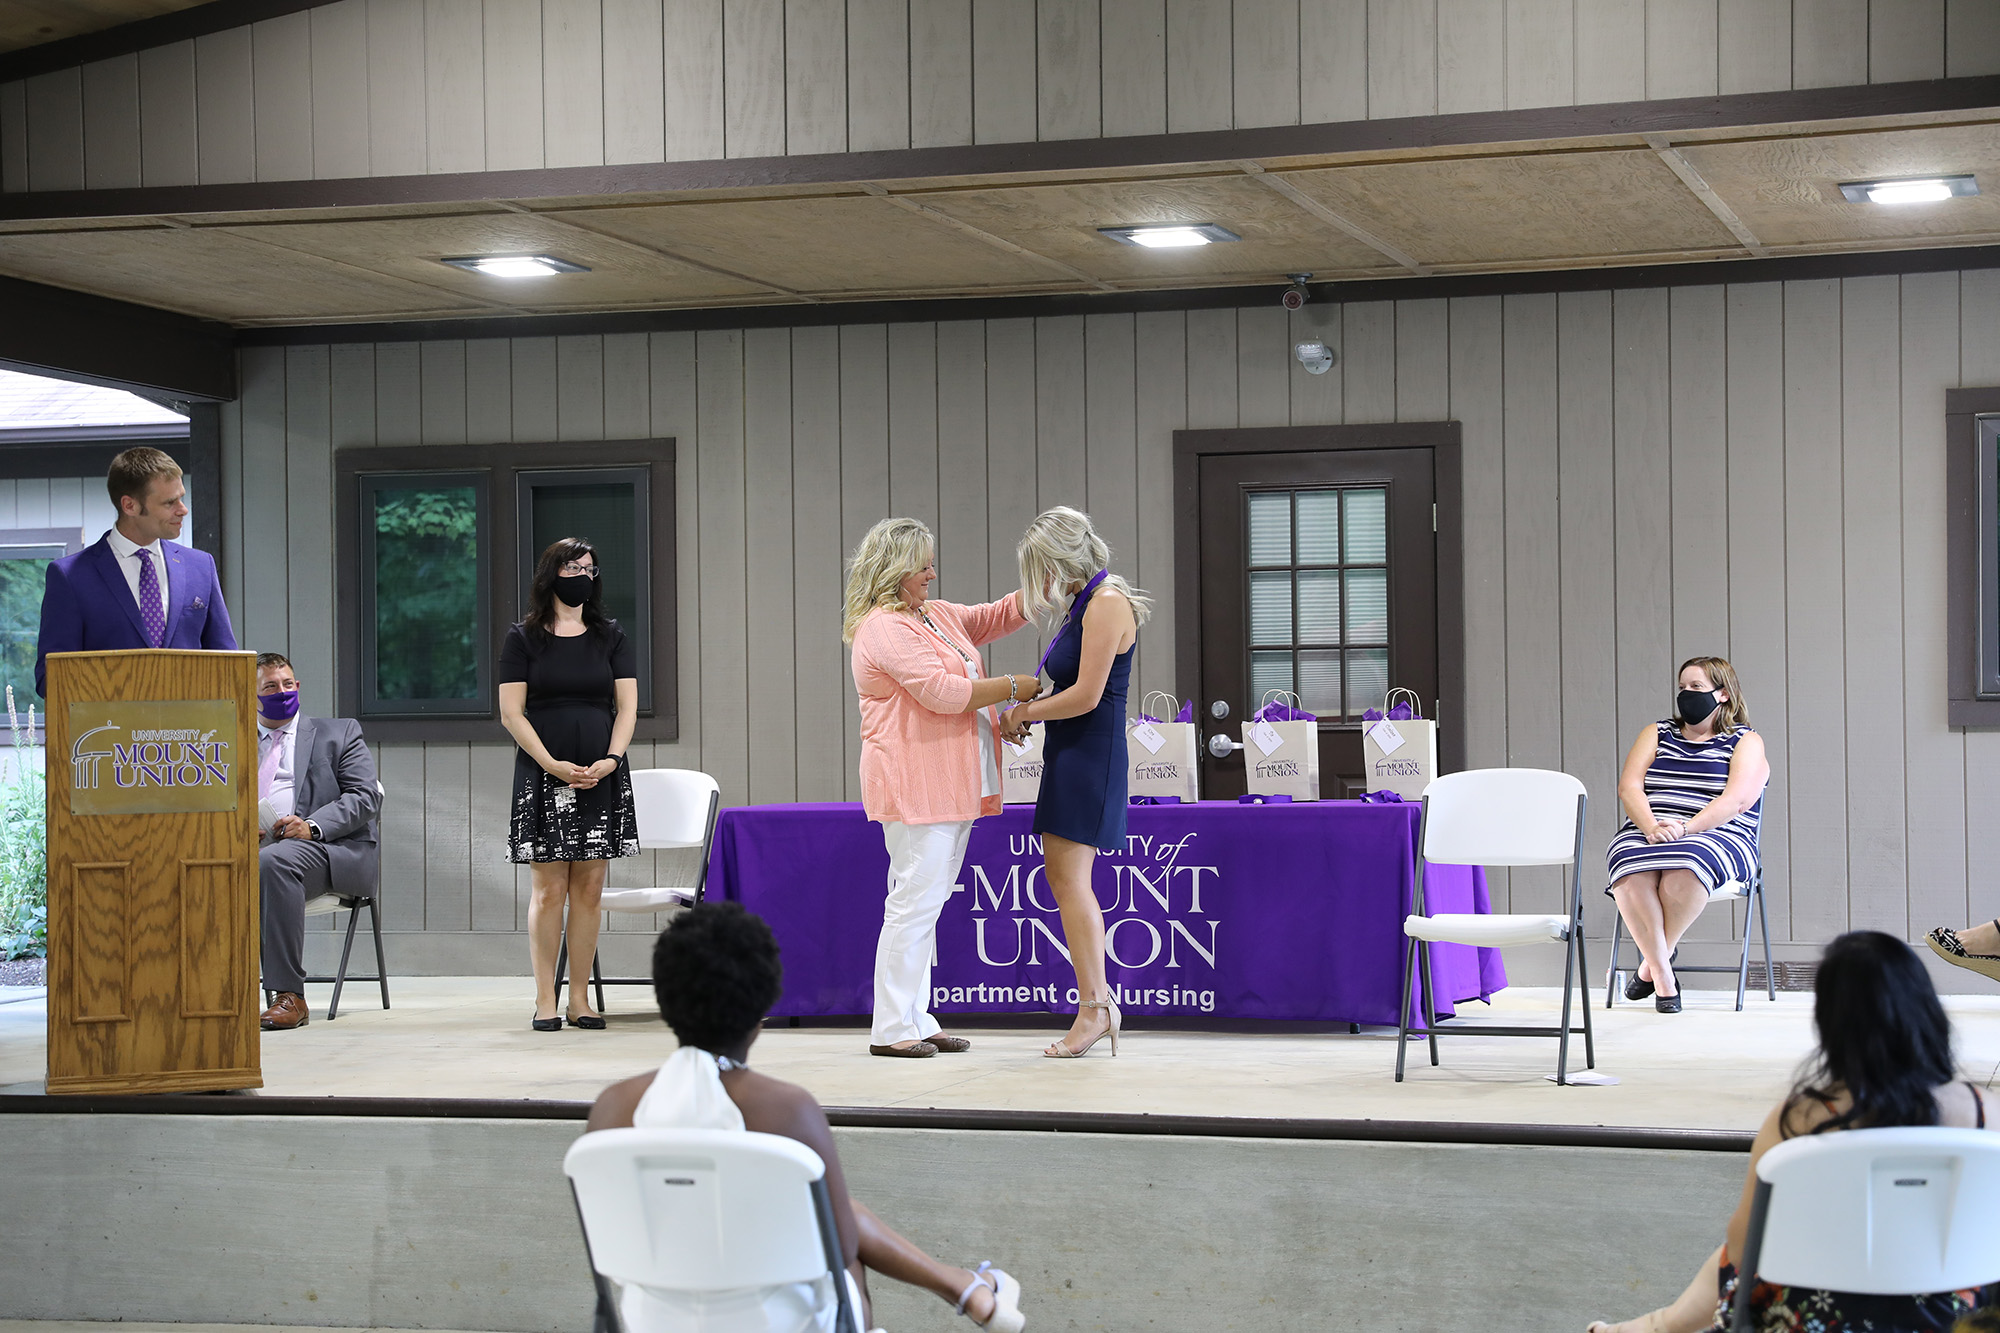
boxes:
[6,978,1997,1129]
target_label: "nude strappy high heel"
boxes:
[1044,995,1120,1058]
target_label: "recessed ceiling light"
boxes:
[440,254,591,277]
[1837,175,1979,205]
[1098,223,1242,248]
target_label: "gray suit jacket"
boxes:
[284,715,382,901]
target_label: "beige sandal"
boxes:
[1043,996,1120,1058]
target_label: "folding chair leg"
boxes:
[370,899,390,1010]
[1395,935,1417,1082]
[1556,925,1578,1084]
[1574,914,1596,1069]
[1415,938,1439,1066]
[1605,910,1626,1009]
[1756,877,1775,1001]
[555,929,570,996]
[1735,902,1752,1011]
[329,903,362,1021]
[593,950,607,1015]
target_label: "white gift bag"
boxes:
[1128,691,1200,803]
[1241,690,1320,802]
[1002,723,1045,805]
[1361,687,1440,801]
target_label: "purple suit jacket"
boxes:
[34,534,238,698]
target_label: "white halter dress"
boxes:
[621,1047,853,1333]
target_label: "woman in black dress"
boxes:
[498,538,640,1032]
[999,507,1147,1060]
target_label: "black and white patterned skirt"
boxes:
[509,753,640,864]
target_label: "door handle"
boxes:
[1207,733,1243,759]
[1208,700,1231,720]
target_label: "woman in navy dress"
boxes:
[1605,656,1769,1013]
[999,507,1148,1059]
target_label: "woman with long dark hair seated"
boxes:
[587,903,1028,1333]
[1586,931,1998,1333]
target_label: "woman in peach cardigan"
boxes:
[845,518,1040,1058]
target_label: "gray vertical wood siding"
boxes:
[208,269,2000,971]
[8,0,1994,191]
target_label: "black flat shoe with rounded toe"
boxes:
[567,1014,607,1030]
[1655,990,1682,1014]
[1623,948,1678,1002]
[531,1013,563,1032]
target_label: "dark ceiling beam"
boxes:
[0,275,235,401]
[0,0,349,82]
[2,75,1998,224]
[232,242,2000,347]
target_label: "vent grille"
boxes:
[1746,961,1817,992]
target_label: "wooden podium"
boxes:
[43,649,262,1094]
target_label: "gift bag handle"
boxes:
[1260,689,1304,712]
[1141,690,1184,721]
[1384,687,1425,719]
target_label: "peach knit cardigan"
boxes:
[850,591,1029,825]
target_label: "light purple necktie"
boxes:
[136,548,166,648]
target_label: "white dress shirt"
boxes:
[259,715,302,821]
[105,526,170,626]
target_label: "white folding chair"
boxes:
[1396,768,1596,1084]
[557,768,722,1013]
[1731,1126,2000,1333]
[1606,803,1775,1011]
[564,1127,862,1333]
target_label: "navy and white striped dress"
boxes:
[1605,720,1761,895]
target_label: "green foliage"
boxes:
[372,487,480,701]
[0,556,53,711]
[0,689,46,960]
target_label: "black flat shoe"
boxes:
[567,1014,607,1030]
[1623,948,1678,1002]
[531,1013,563,1032]
[1655,989,1682,1014]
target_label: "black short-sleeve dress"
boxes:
[499,621,641,864]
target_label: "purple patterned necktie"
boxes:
[136,548,166,648]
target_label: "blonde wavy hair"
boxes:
[1016,506,1152,630]
[842,517,934,642]
[1680,655,1750,733]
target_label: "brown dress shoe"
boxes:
[260,992,310,1030]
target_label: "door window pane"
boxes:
[1347,647,1389,717]
[362,475,489,714]
[1248,571,1292,645]
[1296,490,1341,563]
[1346,568,1388,642]
[1298,650,1342,717]
[1,545,63,705]
[1296,570,1341,643]
[1344,488,1387,563]
[1250,650,1293,702]
[519,467,653,712]
[1248,492,1291,565]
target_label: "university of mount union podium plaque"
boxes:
[66,699,242,816]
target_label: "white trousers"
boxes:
[871,819,973,1046]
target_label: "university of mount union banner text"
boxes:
[66,699,241,816]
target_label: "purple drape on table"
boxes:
[708,800,1506,1026]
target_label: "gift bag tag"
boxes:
[1365,718,1406,755]
[1131,720,1167,755]
[1005,737,1033,757]
[1247,719,1283,755]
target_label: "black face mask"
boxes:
[552,574,596,607]
[1676,688,1720,726]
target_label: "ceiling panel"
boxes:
[1678,123,2000,248]
[1278,149,1743,266]
[0,0,214,54]
[213,210,774,307]
[0,228,485,322]
[909,174,1405,281]
[552,195,1063,295]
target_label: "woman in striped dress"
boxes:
[1606,657,1770,1013]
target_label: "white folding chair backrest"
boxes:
[1418,768,1588,866]
[631,768,721,850]
[1750,1126,2000,1296]
[565,1127,834,1293]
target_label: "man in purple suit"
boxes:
[34,446,237,698]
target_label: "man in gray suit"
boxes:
[254,651,382,1031]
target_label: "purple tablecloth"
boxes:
[707,800,1507,1025]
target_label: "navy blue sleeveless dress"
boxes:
[1032,581,1133,853]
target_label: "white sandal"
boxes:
[955,1261,1025,1332]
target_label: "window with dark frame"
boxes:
[333,440,678,744]
[1244,486,1390,721]
[2,528,85,711]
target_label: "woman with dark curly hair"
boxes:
[587,903,1028,1333]
[1586,931,1997,1333]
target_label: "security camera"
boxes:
[1281,272,1313,311]
[1295,341,1335,375]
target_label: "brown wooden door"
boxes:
[1197,449,1438,799]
